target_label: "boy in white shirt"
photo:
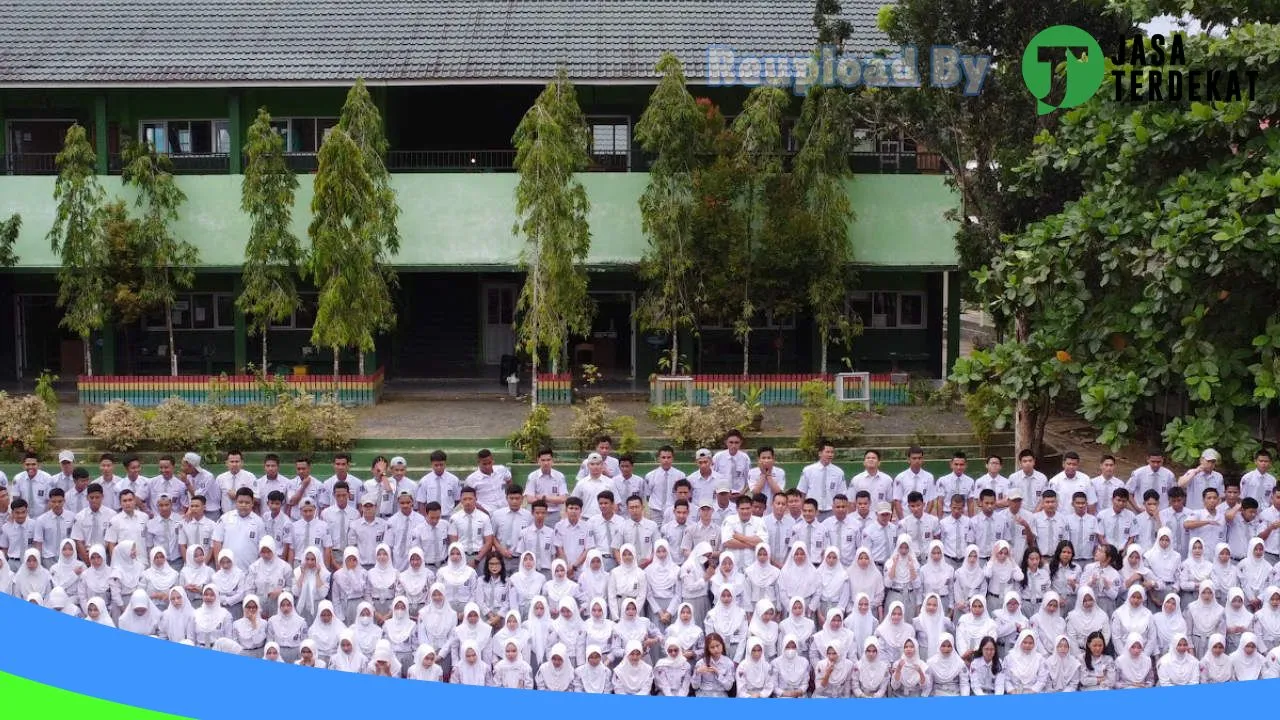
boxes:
[712,430,750,495]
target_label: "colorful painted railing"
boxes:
[535,373,573,405]
[78,368,385,407]
[649,373,913,406]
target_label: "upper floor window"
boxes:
[268,117,338,153]
[140,119,230,154]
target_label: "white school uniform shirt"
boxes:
[935,473,976,507]
[850,471,894,507]
[644,466,685,514]
[64,486,90,515]
[763,513,796,561]
[490,507,533,554]
[1240,469,1276,507]
[50,471,74,492]
[1067,510,1101,558]
[145,512,184,561]
[104,509,148,550]
[969,512,1010,558]
[612,474,645,505]
[972,473,1009,501]
[720,514,766,568]
[183,468,219,514]
[554,518,591,566]
[261,510,293,550]
[1031,510,1069,555]
[1049,471,1096,506]
[1260,505,1280,555]
[822,514,861,563]
[416,470,462,517]
[686,470,724,506]
[256,475,292,516]
[1009,470,1049,508]
[318,474,362,509]
[799,462,846,512]
[212,510,266,571]
[588,512,628,558]
[1000,508,1035,562]
[938,515,972,560]
[0,519,38,561]
[1096,507,1138,549]
[1224,508,1262,559]
[895,468,936,506]
[523,469,567,517]
[465,468,512,513]
[105,475,148,512]
[1159,506,1192,557]
[450,509,493,554]
[147,475,189,514]
[218,469,258,505]
[899,512,942,558]
[577,455,620,480]
[746,466,786,504]
[1188,507,1226,547]
[348,516,390,560]
[516,523,557,570]
[289,517,331,558]
[412,518,453,566]
[1183,470,1224,511]
[1128,466,1177,510]
[622,516,660,563]
[12,470,56,516]
[572,476,613,518]
[321,503,359,550]
[788,520,830,558]
[1091,475,1127,507]
[71,505,116,550]
[36,508,75,560]
[386,510,427,569]
[181,516,217,554]
[712,449,751,493]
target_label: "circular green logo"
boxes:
[1022,25,1105,115]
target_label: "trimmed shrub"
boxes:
[88,400,147,452]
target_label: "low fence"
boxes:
[649,373,915,406]
[535,374,574,405]
[77,369,385,407]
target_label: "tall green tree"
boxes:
[953,1,1280,464]
[635,53,704,374]
[239,108,301,373]
[48,124,107,376]
[306,80,400,382]
[512,67,594,407]
[121,140,194,377]
[0,214,20,268]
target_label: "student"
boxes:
[1230,632,1266,680]
[875,601,914,664]
[1224,587,1253,653]
[508,551,545,614]
[1009,450,1049,512]
[490,485,531,574]
[951,547,988,618]
[1078,631,1115,690]
[209,550,246,617]
[1081,544,1123,614]
[245,536,291,617]
[191,584,233,648]
[572,645,613,694]
[813,641,856,697]
[491,639,534,688]
[408,644,444,682]
[955,596,997,661]
[815,546,851,621]
[852,637,890,697]
[1043,635,1082,692]
[919,542,955,612]
[140,546,179,609]
[1067,587,1111,652]
[331,629,368,673]
[642,540,679,625]
[476,551,511,627]
[889,636,930,697]
[811,608,856,665]
[747,446,785,506]
[1002,630,1047,694]
[416,451,462,518]
[158,586,194,644]
[653,638,692,695]
[799,442,845,521]
[644,447,685,525]
[267,591,307,661]
[934,453,975,517]
[332,547,370,623]
[704,587,747,660]
[1252,586,1280,651]
[1029,592,1066,652]
[1020,547,1051,609]
[292,546,331,623]
[1178,537,1214,607]
[84,596,114,628]
[367,543,400,618]
[230,595,269,657]
[607,545,646,619]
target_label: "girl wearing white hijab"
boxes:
[582,597,616,662]
[810,608,856,665]
[306,599,346,659]
[84,596,114,627]
[1178,537,1214,607]
[1209,543,1238,603]
[330,629,368,673]
[813,642,855,697]
[779,596,816,655]
[704,586,747,660]
[874,600,913,663]
[846,547,886,615]
[541,560,580,615]
[885,535,921,619]
[210,550,246,616]
[46,586,82,618]
[523,595,554,666]
[491,638,534,688]
[79,545,115,614]
[654,638,692,696]
[743,544,780,609]
[437,543,478,611]
[925,632,969,696]
[1030,592,1066,653]
[1230,631,1265,680]
[1156,632,1199,685]
[1119,544,1156,601]
[852,636,890,698]
[919,541,955,614]
[50,539,84,600]
[984,541,1025,605]
[1042,635,1080,692]
[119,588,160,636]
[614,596,661,662]
[179,545,213,606]
[613,639,654,695]
[13,549,52,602]
[1003,630,1047,694]
[292,546,331,624]
[1185,580,1226,657]
[816,546,851,621]
[707,553,744,612]
[1113,633,1154,688]
[509,551,546,614]
[141,546,179,609]
[366,639,403,678]
[365,544,399,618]
[331,547,369,624]
[1238,539,1271,608]
[846,592,877,655]
[245,536,291,618]
[408,644,443,681]
[230,594,268,656]
[950,546,987,617]
[192,584,233,648]
[352,601,381,655]
[1111,586,1158,657]
[955,595,998,660]
[772,633,810,697]
[1079,631,1115,691]
[992,591,1030,654]
[745,598,780,659]
[450,639,490,685]
[1223,586,1253,652]
[262,641,284,663]
[417,584,457,673]
[488,609,530,663]
[397,547,434,616]
[913,592,954,657]
[383,595,417,669]
[576,550,610,611]
[551,596,587,665]
[890,636,930,697]
[664,601,705,661]
[734,637,774,697]
[607,545,647,619]
[266,591,307,661]
[1200,634,1233,683]
[775,542,821,615]
[643,540,680,626]
[1066,586,1109,651]
[451,602,493,665]
[573,645,613,693]
[1251,585,1280,650]
[1143,529,1181,602]
[1151,593,1188,656]
[212,637,243,654]
[110,540,144,614]
[295,638,326,669]
[535,642,575,691]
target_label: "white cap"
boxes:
[698,500,714,510]
[715,482,732,494]
[1201,448,1220,462]
[57,450,74,463]
[183,452,201,468]
[586,452,603,463]
[360,494,377,506]
[390,456,407,467]
[1008,489,1024,501]
[695,448,712,460]
[875,501,892,515]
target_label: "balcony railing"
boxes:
[3,148,945,176]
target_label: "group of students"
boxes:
[5,436,1280,696]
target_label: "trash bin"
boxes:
[499,354,518,388]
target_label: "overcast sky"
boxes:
[1142,14,1206,35]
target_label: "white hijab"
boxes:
[644,540,680,593]
[1005,629,1045,684]
[308,599,347,650]
[1231,632,1265,680]
[926,632,965,681]
[744,544,780,588]
[437,542,476,585]
[193,584,229,633]
[1113,585,1154,636]
[1115,632,1152,679]
[119,588,160,635]
[777,541,821,599]
[1157,632,1199,683]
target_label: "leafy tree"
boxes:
[121,140,194,376]
[307,80,400,382]
[953,3,1280,464]
[512,67,594,407]
[635,53,705,374]
[0,214,20,269]
[239,108,301,373]
[48,124,108,376]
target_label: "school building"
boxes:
[0,0,961,385]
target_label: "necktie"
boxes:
[91,512,101,545]
[303,523,311,551]
[806,525,813,550]
[604,520,613,552]
[836,520,845,550]
[633,522,641,550]
[17,525,27,556]
[401,516,411,554]
[466,515,474,550]
[164,517,172,552]
[772,521,780,555]
[338,512,347,548]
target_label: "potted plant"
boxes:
[742,385,765,432]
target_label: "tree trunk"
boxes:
[332,347,340,391]
[1033,390,1050,459]
[819,329,828,375]
[166,304,178,376]
[530,350,540,409]
[741,327,750,376]
[261,333,268,376]
[669,320,679,375]
[83,333,93,377]
[1014,311,1034,453]
[358,350,365,376]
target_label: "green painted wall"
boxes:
[0,173,958,270]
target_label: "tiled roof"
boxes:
[0,0,890,86]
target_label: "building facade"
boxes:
[0,0,961,383]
